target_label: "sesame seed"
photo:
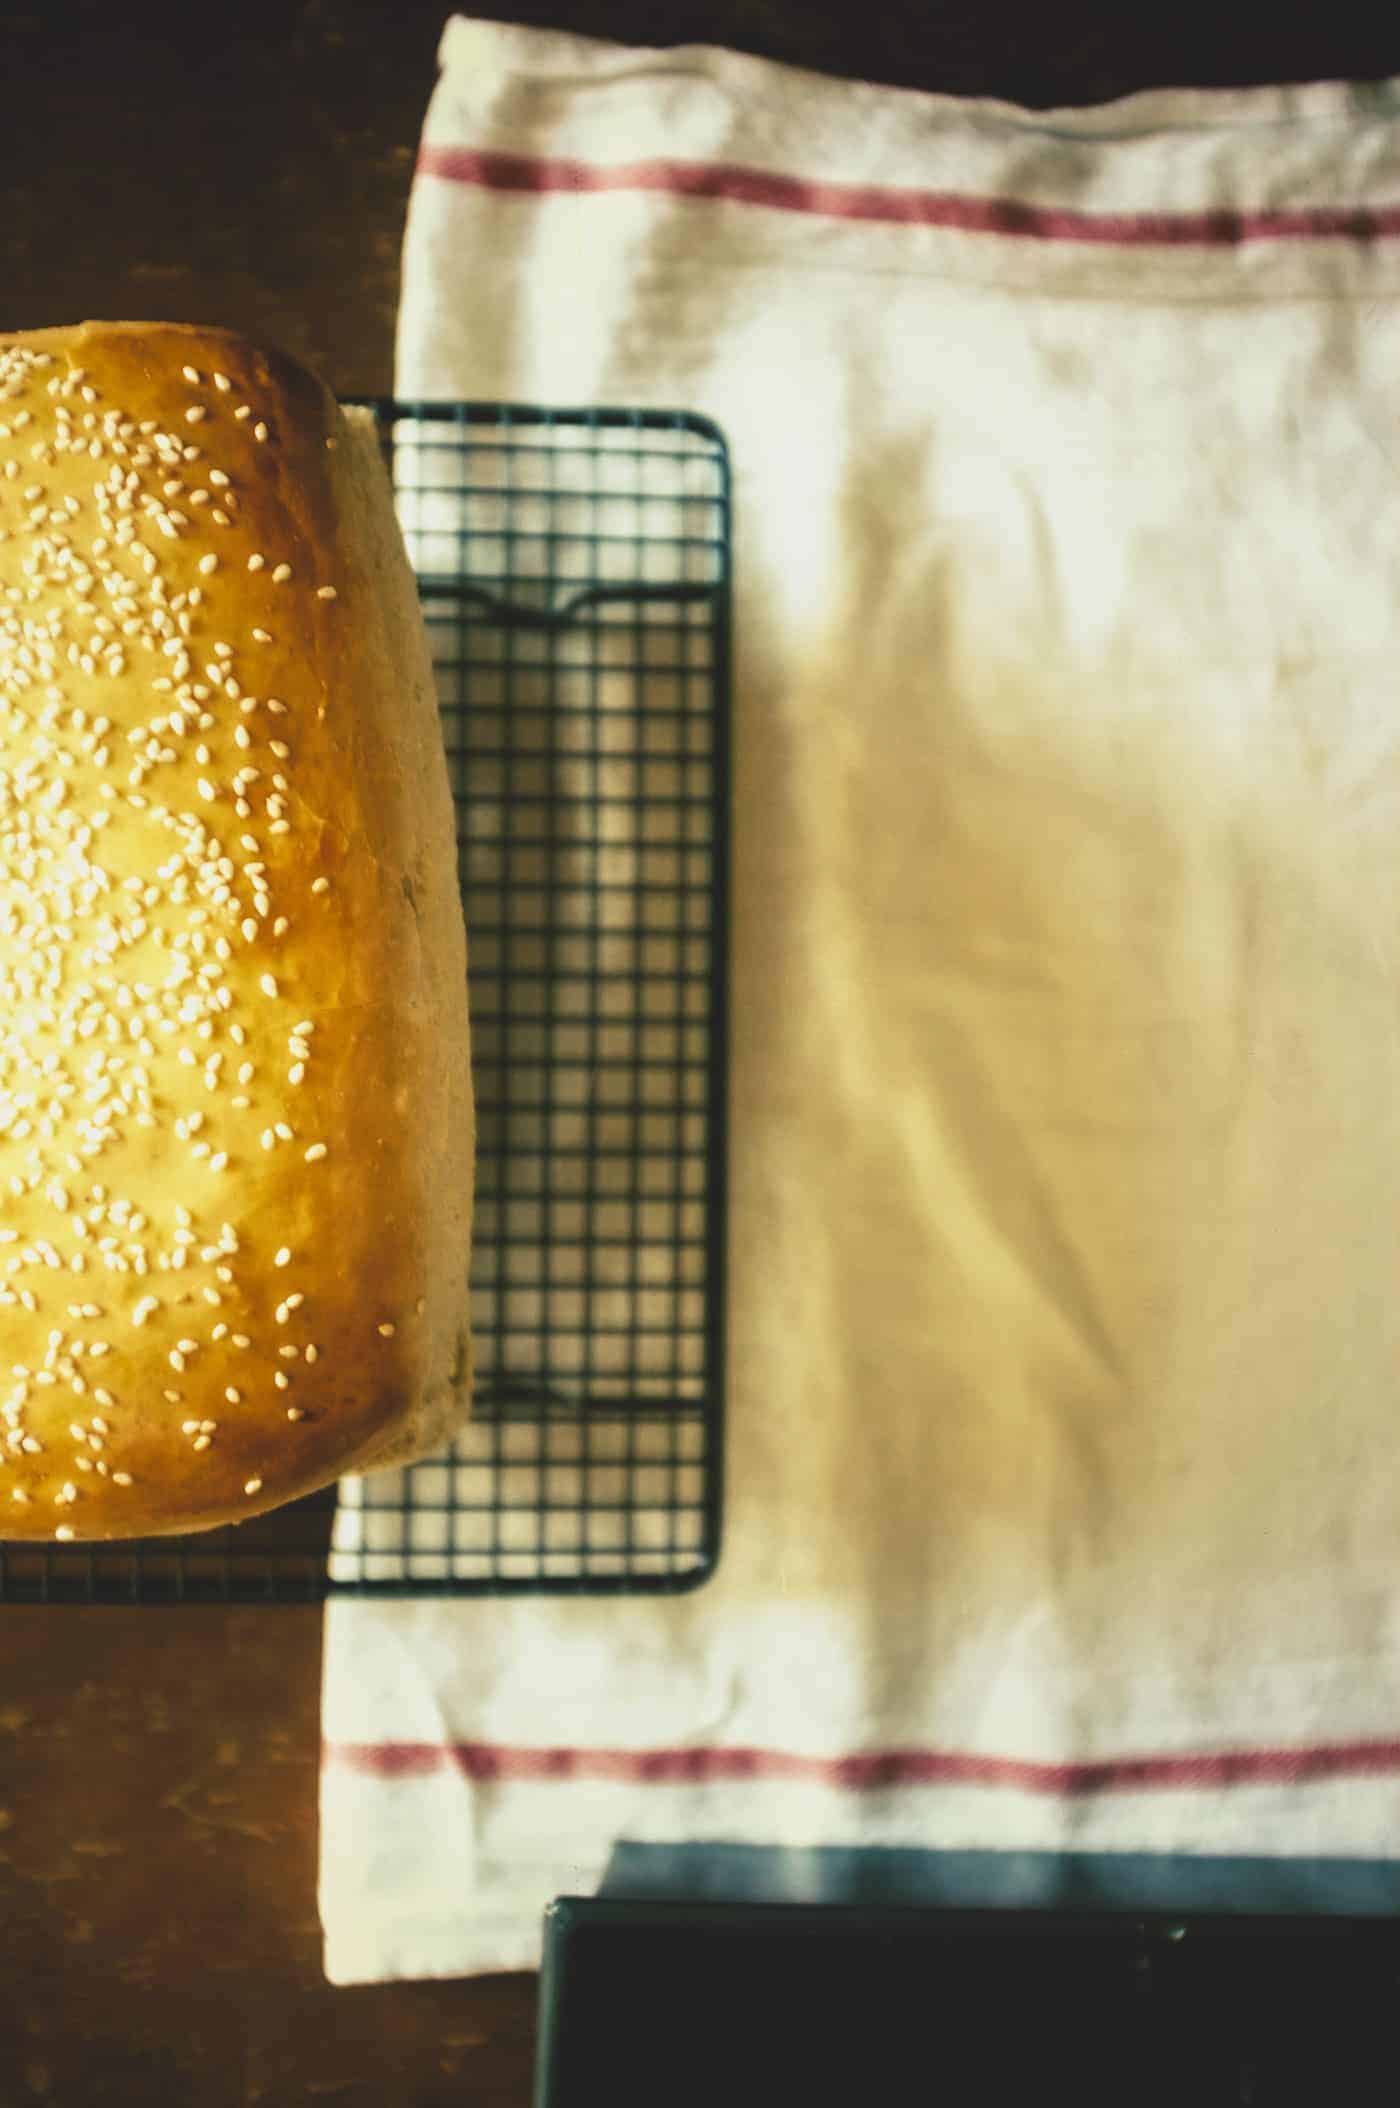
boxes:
[285,1292,305,1312]
[252,626,271,643]
[55,1525,75,1542]
[243,1477,263,1497]
[247,552,264,572]
[378,1323,396,1338]
[274,1372,289,1389]
[304,1143,327,1163]
[192,1434,211,1451]
[253,422,269,442]
[260,974,277,999]
[316,586,337,601]
[197,552,217,575]
[304,1344,318,1365]
[310,877,330,895]
[270,563,291,584]
[286,1406,305,1421]
[111,1472,133,1487]
[225,1387,241,1405]
[213,375,232,392]
[182,365,201,383]
[185,406,207,424]
[231,1334,250,1349]
[288,1064,305,1086]
[235,404,252,420]
[274,1247,291,1267]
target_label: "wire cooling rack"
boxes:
[2,402,730,1605]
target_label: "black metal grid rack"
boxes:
[2,402,730,1604]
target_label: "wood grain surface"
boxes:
[3,7,1399,2104]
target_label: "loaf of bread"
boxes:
[0,322,473,1539]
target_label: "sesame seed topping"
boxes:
[247,552,265,572]
[0,340,338,1524]
[378,1323,396,1338]
[244,1477,263,1496]
[55,1525,75,1541]
[111,1472,133,1488]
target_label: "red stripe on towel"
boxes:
[417,145,1400,248]
[326,1734,1400,1795]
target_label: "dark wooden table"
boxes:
[4,7,1399,2103]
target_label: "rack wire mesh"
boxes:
[2,402,730,1605]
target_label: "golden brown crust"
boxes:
[0,322,473,1539]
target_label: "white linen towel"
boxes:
[321,17,1400,1982]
